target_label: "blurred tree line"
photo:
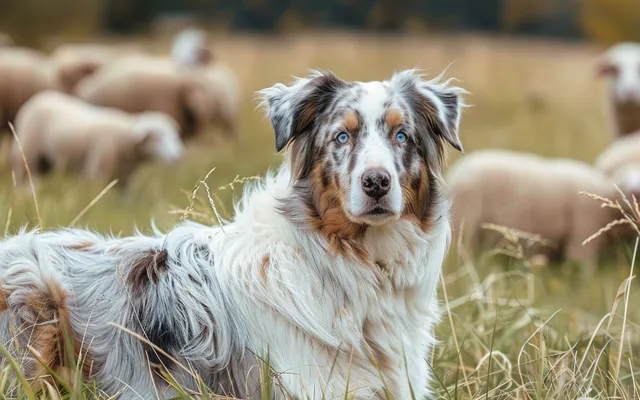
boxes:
[1,0,639,45]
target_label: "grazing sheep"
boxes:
[596,42,640,138]
[447,149,617,267]
[171,28,213,67]
[595,131,640,200]
[75,56,238,139]
[51,43,142,93]
[12,91,184,191]
[0,48,59,130]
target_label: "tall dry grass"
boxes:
[0,33,637,398]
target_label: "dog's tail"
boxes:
[0,229,74,391]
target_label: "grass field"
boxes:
[1,33,640,398]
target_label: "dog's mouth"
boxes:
[352,206,399,225]
[367,207,390,215]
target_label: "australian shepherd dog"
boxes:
[0,69,465,399]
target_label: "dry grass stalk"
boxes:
[217,174,261,191]
[481,223,555,248]
[68,179,118,227]
[581,190,640,244]
[182,167,216,221]
[9,122,42,231]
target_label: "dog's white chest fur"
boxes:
[205,168,449,398]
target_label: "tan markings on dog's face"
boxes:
[263,70,465,253]
[304,160,369,262]
[342,111,361,133]
[385,108,404,129]
[400,164,437,231]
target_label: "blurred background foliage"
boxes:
[2,0,640,47]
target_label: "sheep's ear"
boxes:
[259,71,348,153]
[391,69,467,152]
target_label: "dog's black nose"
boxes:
[361,169,391,200]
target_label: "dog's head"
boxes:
[260,69,466,237]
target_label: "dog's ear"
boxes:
[391,69,467,152]
[259,71,348,152]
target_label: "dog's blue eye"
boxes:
[336,132,349,144]
[396,131,408,143]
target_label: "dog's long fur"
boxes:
[0,69,465,399]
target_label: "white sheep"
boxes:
[596,42,640,138]
[12,91,184,191]
[447,149,618,267]
[75,55,239,139]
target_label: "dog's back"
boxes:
[0,224,268,398]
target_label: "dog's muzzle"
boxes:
[361,168,391,201]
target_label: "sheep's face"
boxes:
[260,69,465,231]
[598,43,640,105]
[135,113,185,164]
